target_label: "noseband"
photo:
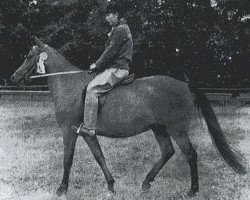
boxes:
[13,46,49,82]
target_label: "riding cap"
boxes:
[105,2,123,16]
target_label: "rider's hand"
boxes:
[88,63,98,74]
[90,63,96,70]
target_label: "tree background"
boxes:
[0,0,249,87]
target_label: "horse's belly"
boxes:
[96,103,155,137]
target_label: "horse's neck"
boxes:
[46,47,79,74]
[45,47,93,102]
[47,72,94,105]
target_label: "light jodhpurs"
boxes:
[83,68,129,130]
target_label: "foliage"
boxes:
[0,0,249,87]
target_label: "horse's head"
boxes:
[11,37,49,85]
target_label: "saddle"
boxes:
[82,73,135,107]
[117,73,135,85]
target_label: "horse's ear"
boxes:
[34,36,46,50]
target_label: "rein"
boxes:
[30,70,88,79]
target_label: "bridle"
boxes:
[14,45,92,84]
[13,46,47,82]
[14,59,38,82]
[31,45,91,78]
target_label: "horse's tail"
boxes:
[190,86,247,175]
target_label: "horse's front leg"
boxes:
[83,135,115,193]
[56,128,78,196]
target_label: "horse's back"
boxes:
[97,75,193,136]
[105,75,192,108]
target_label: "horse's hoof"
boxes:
[187,188,198,198]
[106,191,115,199]
[108,187,115,194]
[56,185,67,197]
[142,180,151,191]
[108,181,115,193]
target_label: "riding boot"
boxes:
[73,92,98,137]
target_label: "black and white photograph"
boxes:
[0,0,249,199]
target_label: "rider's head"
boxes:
[105,2,123,27]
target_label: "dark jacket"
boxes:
[95,18,133,71]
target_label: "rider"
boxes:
[74,2,133,137]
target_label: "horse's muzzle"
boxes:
[10,73,24,86]
[10,74,17,84]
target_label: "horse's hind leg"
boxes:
[83,135,115,193]
[170,128,199,197]
[56,129,78,196]
[142,124,175,191]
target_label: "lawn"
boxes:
[0,99,249,200]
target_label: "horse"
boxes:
[11,38,247,198]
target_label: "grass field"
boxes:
[0,99,249,200]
